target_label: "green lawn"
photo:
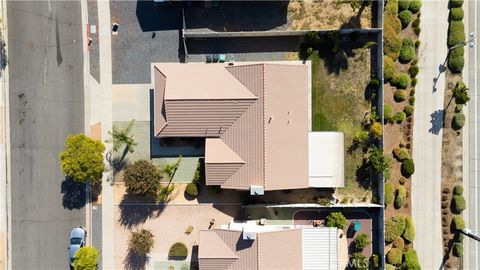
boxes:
[310,48,372,200]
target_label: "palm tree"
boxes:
[107,119,138,154]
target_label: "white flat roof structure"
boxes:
[308,132,345,188]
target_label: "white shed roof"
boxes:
[302,227,339,270]
[308,132,345,187]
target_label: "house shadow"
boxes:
[189,245,199,269]
[135,1,183,32]
[61,177,87,210]
[429,109,445,135]
[123,250,149,270]
[118,196,166,229]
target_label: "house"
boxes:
[198,221,348,270]
[153,62,344,194]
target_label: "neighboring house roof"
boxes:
[153,62,343,190]
[198,226,341,270]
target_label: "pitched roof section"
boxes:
[153,67,168,136]
[257,229,303,270]
[198,231,239,259]
[205,138,245,164]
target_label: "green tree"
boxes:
[353,233,371,251]
[453,81,470,104]
[368,146,391,173]
[73,246,99,270]
[164,156,182,179]
[59,134,105,183]
[129,229,155,255]
[124,160,161,197]
[351,252,369,270]
[326,212,347,229]
[107,119,138,153]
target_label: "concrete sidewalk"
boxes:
[411,1,449,269]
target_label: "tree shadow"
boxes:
[355,159,372,189]
[340,1,369,29]
[61,177,86,210]
[123,250,149,270]
[429,109,445,135]
[118,198,166,229]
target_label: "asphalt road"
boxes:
[7,1,86,269]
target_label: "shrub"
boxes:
[411,78,417,86]
[393,111,406,123]
[398,10,413,28]
[129,229,155,255]
[452,112,466,130]
[404,105,414,117]
[351,253,369,270]
[185,182,199,198]
[384,55,396,82]
[448,55,465,73]
[392,73,411,89]
[369,79,380,88]
[185,225,194,234]
[399,40,416,63]
[393,147,410,161]
[169,242,188,259]
[399,177,407,185]
[387,248,403,265]
[326,212,347,229]
[385,0,399,14]
[385,216,406,242]
[371,254,379,268]
[450,7,464,20]
[398,0,411,11]
[414,26,421,35]
[394,90,408,102]
[384,26,403,60]
[452,216,465,230]
[384,104,394,122]
[409,0,422,13]
[395,186,407,208]
[453,80,470,104]
[370,121,383,138]
[453,242,463,257]
[401,159,415,177]
[450,0,464,8]
[448,21,465,47]
[305,31,320,44]
[368,146,391,173]
[453,185,464,195]
[408,65,419,78]
[403,250,421,270]
[386,264,396,270]
[409,96,415,105]
[385,13,402,33]
[73,247,99,270]
[415,40,420,48]
[385,182,395,206]
[124,160,161,197]
[393,237,405,250]
[452,195,466,214]
[455,104,463,113]
[354,233,371,251]
[403,216,416,242]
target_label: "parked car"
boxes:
[68,226,86,266]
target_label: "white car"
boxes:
[68,226,86,266]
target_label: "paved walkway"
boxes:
[411,1,449,269]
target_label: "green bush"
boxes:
[401,159,415,177]
[411,78,417,86]
[450,0,464,8]
[453,242,463,257]
[398,0,411,11]
[414,26,421,35]
[409,96,415,105]
[385,216,406,243]
[384,103,394,122]
[452,195,466,214]
[404,105,414,117]
[399,40,416,63]
[185,182,199,198]
[73,247,99,270]
[415,40,420,48]
[392,73,411,89]
[326,212,347,229]
[450,7,464,20]
[450,46,464,58]
[384,56,396,82]
[385,13,402,33]
[408,65,419,78]
[448,55,465,73]
[124,160,161,197]
[394,90,408,102]
[393,147,410,161]
[169,242,188,258]
[354,233,371,251]
[351,253,369,270]
[385,182,395,206]
[387,247,403,265]
[403,250,421,270]
[385,0,399,14]
[384,25,403,60]
[453,185,464,195]
[448,21,465,47]
[129,229,155,255]
[455,104,463,113]
[452,112,466,130]
[398,10,413,28]
[409,0,422,13]
[452,216,465,230]
[371,254,379,268]
[393,237,405,250]
[453,81,470,104]
[386,264,396,270]
[403,216,416,242]
[395,186,407,208]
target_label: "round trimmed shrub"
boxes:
[448,21,465,47]
[392,73,411,89]
[399,41,416,63]
[384,56,396,82]
[385,13,402,33]
[385,0,399,14]
[398,10,413,28]
[411,78,417,86]
[385,216,406,243]
[384,103,394,121]
[408,65,419,78]
[404,105,414,117]
[393,147,410,161]
[409,96,415,105]
[450,7,464,20]
[452,112,465,130]
[129,229,155,255]
[394,90,408,102]
[169,242,188,259]
[370,122,383,139]
[403,216,416,242]
[401,159,415,177]
[453,185,463,195]
[414,26,421,35]
[403,250,421,270]
[385,182,395,206]
[448,55,465,73]
[185,182,199,198]
[453,242,463,257]
[393,237,405,250]
[455,104,463,113]
[124,160,161,197]
[412,17,420,27]
[387,248,402,265]
[415,40,420,48]
[395,186,407,208]
[398,0,411,11]
[452,216,465,230]
[409,0,422,13]
[326,212,347,229]
[353,233,371,251]
[452,195,466,214]
[384,25,403,60]
[450,0,464,8]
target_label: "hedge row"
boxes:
[447,1,465,73]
